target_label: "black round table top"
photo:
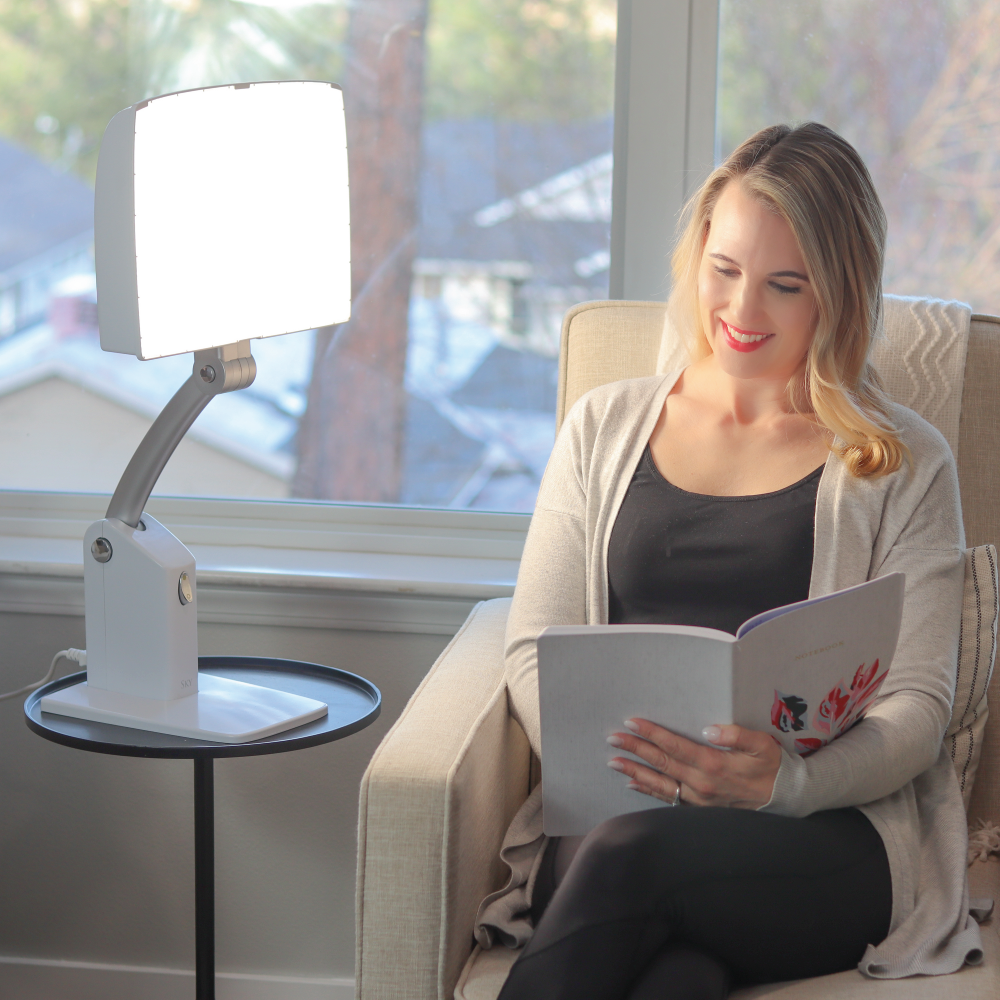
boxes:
[24,656,381,759]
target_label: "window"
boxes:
[719,0,1000,315]
[0,0,616,512]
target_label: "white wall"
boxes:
[0,608,452,996]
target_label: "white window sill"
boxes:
[0,491,528,633]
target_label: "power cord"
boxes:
[0,648,87,703]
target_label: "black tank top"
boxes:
[607,445,823,635]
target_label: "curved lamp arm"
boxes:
[105,341,257,527]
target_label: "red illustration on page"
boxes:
[768,659,889,756]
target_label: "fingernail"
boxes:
[624,719,639,732]
[607,759,625,772]
[626,781,640,790]
[606,735,624,748]
[702,725,722,742]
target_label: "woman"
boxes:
[493,124,980,998]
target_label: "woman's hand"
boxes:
[607,719,783,810]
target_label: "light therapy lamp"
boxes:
[41,81,351,742]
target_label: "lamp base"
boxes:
[40,673,328,743]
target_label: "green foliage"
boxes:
[717,0,828,158]
[0,0,349,184]
[718,0,997,308]
[130,0,348,101]
[0,0,613,186]
[425,0,616,121]
[0,0,130,182]
[718,0,976,171]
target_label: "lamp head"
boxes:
[95,80,351,360]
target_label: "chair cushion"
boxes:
[456,859,1000,1000]
[949,546,999,807]
[733,858,998,1000]
[454,945,518,1000]
[557,300,665,428]
[456,928,999,1000]
[731,927,999,1000]
[869,295,972,458]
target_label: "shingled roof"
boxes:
[418,117,613,286]
[0,137,93,274]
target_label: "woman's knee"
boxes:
[568,809,680,895]
[581,804,715,857]
[570,806,742,895]
[581,810,659,859]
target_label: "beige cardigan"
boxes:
[487,371,983,978]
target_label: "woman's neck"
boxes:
[687,353,807,427]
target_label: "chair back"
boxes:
[556,299,1000,829]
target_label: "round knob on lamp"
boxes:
[91,537,113,563]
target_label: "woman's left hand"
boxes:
[607,719,783,809]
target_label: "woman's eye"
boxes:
[771,281,802,295]
[713,266,740,278]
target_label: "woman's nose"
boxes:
[729,278,762,325]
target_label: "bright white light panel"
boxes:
[97,81,351,360]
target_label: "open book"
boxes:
[537,573,905,835]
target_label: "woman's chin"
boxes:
[712,345,791,381]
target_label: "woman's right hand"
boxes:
[607,718,782,810]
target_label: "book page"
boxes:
[733,574,904,755]
[538,625,735,835]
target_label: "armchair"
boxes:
[356,300,1000,1000]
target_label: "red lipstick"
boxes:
[722,320,774,353]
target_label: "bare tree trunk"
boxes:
[294,0,427,501]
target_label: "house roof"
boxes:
[0,369,290,497]
[0,119,612,286]
[473,152,611,227]
[0,323,309,482]
[418,117,613,287]
[0,137,94,274]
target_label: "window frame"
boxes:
[0,1,721,614]
[610,0,719,301]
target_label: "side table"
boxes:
[25,655,382,1000]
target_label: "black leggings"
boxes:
[498,806,892,1000]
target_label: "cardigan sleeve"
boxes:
[761,456,965,818]
[505,507,587,759]
[504,404,591,760]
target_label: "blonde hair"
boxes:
[668,122,904,478]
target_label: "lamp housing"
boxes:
[95,80,351,360]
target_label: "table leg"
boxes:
[194,757,215,1000]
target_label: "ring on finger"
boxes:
[671,783,682,807]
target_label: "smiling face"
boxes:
[697,180,818,382]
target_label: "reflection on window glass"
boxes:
[0,0,615,511]
[719,0,998,315]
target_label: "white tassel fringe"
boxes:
[968,819,1000,865]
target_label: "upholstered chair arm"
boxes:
[355,597,530,1000]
